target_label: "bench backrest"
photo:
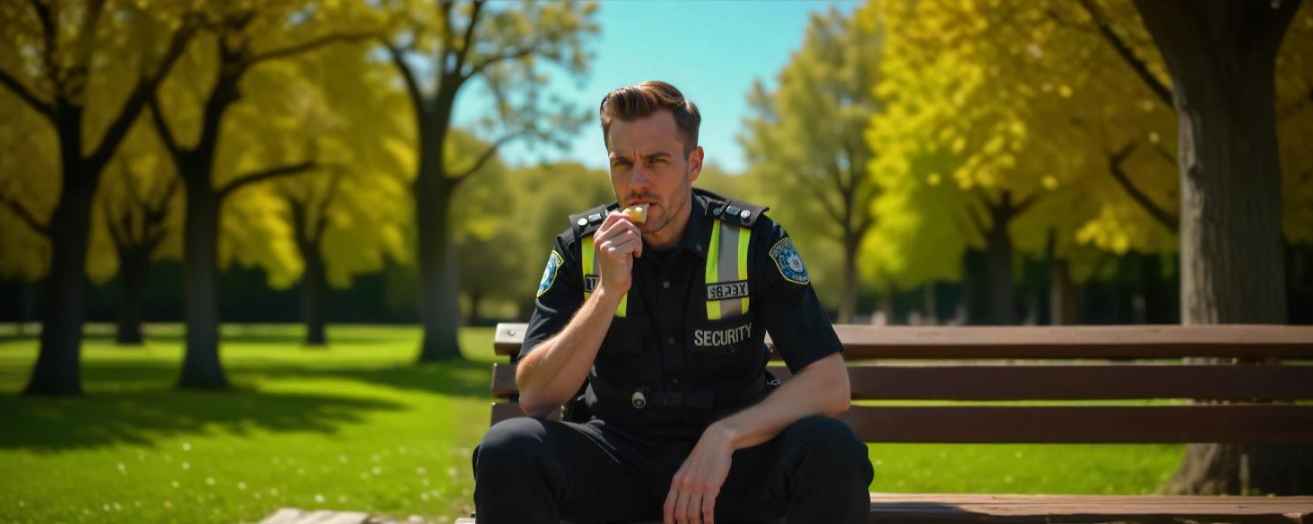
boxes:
[489,323,1313,444]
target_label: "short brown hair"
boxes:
[599,81,701,155]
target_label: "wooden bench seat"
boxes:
[469,323,1313,523]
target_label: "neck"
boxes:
[643,192,692,250]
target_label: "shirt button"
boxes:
[662,280,671,289]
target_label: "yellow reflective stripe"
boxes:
[705,221,722,320]
[738,227,751,314]
[582,236,595,301]
[580,234,627,317]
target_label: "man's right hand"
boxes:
[593,211,643,295]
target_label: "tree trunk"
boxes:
[837,233,859,323]
[415,131,463,362]
[923,283,937,325]
[115,248,147,345]
[301,246,327,347]
[1049,259,1079,325]
[25,150,95,396]
[1134,0,1307,495]
[984,216,1016,325]
[963,249,990,325]
[177,175,228,389]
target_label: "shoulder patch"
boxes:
[768,237,810,285]
[537,250,564,298]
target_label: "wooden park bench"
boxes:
[456,322,1313,524]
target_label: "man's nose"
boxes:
[630,163,652,189]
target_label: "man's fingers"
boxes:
[663,486,677,524]
[702,489,716,524]
[675,488,694,524]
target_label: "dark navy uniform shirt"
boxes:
[519,189,842,437]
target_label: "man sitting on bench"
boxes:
[471,80,874,524]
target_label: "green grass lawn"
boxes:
[0,324,1184,523]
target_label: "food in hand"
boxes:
[621,204,648,224]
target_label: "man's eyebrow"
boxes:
[642,152,671,160]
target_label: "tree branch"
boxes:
[217,161,318,201]
[0,68,54,121]
[147,90,182,157]
[243,31,380,71]
[1,196,50,237]
[451,0,486,76]
[450,131,523,182]
[1013,192,1041,217]
[1105,141,1178,231]
[383,40,425,116]
[462,45,537,83]
[1075,0,1173,108]
[102,197,128,251]
[86,20,196,169]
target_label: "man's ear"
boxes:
[687,146,704,183]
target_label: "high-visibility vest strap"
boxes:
[581,235,628,317]
[705,220,752,320]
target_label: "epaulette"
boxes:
[710,197,768,228]
[569,203,611,237]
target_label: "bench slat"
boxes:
[866,493,1313,523]
[493,323,1313,360]
[491,362,1313,401]
[840,405,1313,443]
[490,403,1313,443]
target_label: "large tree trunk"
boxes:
[178,174,228,389]
[414,128,463,362]
[25,145,95,395]
[837,233,859,323]
[301,246,327,347]
[1049,259,1079,325]
[984,216,1016,325]
[1134,0,1308,495]
[963,249,990,325]
[115,247,148,345]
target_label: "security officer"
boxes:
[472,81,873,524]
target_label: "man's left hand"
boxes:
[664,423,736,524]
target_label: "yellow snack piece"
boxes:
[621,204,648,224]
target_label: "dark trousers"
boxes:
[472,415,874,524]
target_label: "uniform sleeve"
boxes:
[751,218,843,373]
[517,232,584,362]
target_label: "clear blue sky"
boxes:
[455,0,861,173]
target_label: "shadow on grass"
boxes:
[0,387,403,451]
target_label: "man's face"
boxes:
[606,110,702,235]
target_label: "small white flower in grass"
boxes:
[18,501,25,507]
[359,473,369,481]
[420,493,430,501]
[181,442,191,452]
[237,481,247,490]
[446,467,458,478]
[416,467,427,476]
[103,504,110,512]
[116,462,126,473]
[314,494,325,504]
[422,478,430,487]
[113,503,122,511]
[270,488,279,496]
[205,477,215,486]
[338,455,349,464]
[181,461,190,470]
[371,466,382,476]
[171,481,180,488]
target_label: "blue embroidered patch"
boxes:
[769,237,810,285]
[537,251,564,298]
